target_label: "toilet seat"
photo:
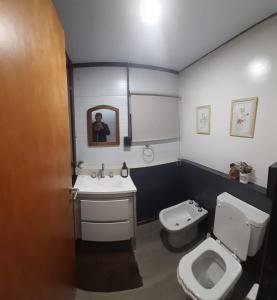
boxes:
[178,237,242,300]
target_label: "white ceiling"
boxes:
[53,0,277,71]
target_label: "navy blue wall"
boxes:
[130,162,182,222]
[179,160,271,231]
[130,160,271,226]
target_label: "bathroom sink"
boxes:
[74,175,137,194]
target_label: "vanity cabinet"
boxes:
[75,192,137,245]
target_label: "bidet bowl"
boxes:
[159,200,208,248]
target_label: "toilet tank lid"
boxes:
[217,193,270,227]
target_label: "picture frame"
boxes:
[230,97,258,138]
[196,105,211,135]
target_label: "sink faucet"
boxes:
[98,163,105,179]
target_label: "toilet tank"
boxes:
[214,193,270,260]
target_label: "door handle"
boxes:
[70,187,79,201]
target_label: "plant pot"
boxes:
[240,172,249,184]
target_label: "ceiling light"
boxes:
[140,0,161,25]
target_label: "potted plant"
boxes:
[238,162,253,184]
[229,163,240,180]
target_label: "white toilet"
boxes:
[177,192,270,300]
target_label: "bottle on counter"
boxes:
[121,162,128,178]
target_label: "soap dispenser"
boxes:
[121,162,128,178]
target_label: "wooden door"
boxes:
[0,1,76,299]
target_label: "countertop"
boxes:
[74,175,137,195]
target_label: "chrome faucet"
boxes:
[98,163,105,178]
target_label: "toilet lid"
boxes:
[213,200,251,261]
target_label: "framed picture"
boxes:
[196,105,211,134]
[230,97,258,138]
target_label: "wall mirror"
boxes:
[87,105,120,147]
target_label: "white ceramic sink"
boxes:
[74,175,137,194]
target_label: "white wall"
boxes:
[179,16,277,187]
[129,68,179,95]
[74,67,179,169]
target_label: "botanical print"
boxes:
[197,105,211,134]
[230,97,258,138]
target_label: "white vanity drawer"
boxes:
[81,221,132,241]
[80,199,130,221]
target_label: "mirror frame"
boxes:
[87,105,120,147]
